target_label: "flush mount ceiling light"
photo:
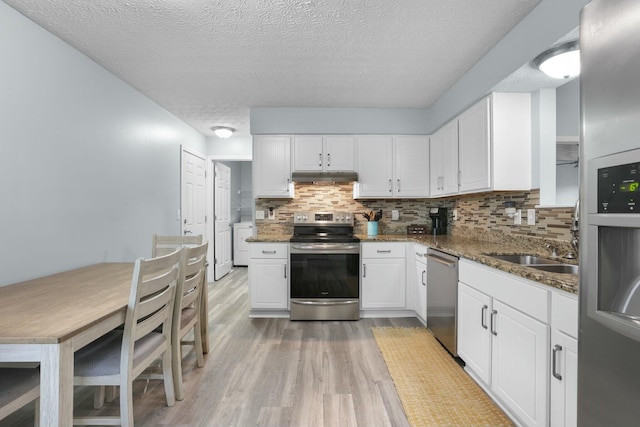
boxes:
[532,40,580,79]
[211,126,235,138]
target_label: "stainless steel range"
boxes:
[290,212,360,320]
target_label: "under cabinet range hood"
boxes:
[291,171,358,183]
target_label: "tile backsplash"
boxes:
[254,183,575,244]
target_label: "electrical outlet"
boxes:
[527,209,536,225]
[268,207,275,220]
[453,209,458,221]
[391,210,400,220]
[255,210,265,220]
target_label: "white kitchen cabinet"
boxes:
[550,291,578,427]
[293,135,355,172]
[459,93,532,193]
[248,243,289,311]
[361,242,406,309]
[430,92,531,198]
[253,135,294,198]
[458,259,549,427]
[413,244,427,324]
[430,120,459,196]
[355,135,429,198]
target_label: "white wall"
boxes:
[0,3,206,286]
[557,78,580,137]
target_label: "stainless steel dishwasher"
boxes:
[426,248,459,356]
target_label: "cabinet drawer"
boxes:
[552,291,578,338]
[250,243,288,258]
[459,259,549,323]
[362,242,405,258]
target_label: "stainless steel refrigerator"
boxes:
[579,1,640,425]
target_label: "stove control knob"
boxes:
[302,215,308,221]
[345,215,351,221]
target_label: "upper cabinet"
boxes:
[293,135,355,172]
[355,135,429,198]
[430,120,459,196]
[253,135,294,198]
[429,92,532,198]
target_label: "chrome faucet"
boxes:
[546,243,559,258]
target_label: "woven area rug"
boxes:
[372,327,514,427]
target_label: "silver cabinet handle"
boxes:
[552,344,563,380]
[481,305,488,329]
[283,264,287,279]
[286,177,290,191]
[318,153,322,167]
[363,264,366,278]
[421,270,426,286]
[262,250,276,254]
[327,153,331,167]
[184,230,192,235]
[490,310,498,336]
[388,179,393,192]
[458,170,462,187]
[377,249,392,253]
[397,179,400,192]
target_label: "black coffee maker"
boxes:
[429,207,448,235]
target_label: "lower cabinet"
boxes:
[458,259,549,427]
[550,292,578,427]
[361,242,406,310]
[248,243,289,311]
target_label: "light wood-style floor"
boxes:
[2,267,422,427]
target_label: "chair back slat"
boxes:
[152,235,202,257]
[134,304,172,341]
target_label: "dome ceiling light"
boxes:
[532,40,580,79]
[211,126,235,138]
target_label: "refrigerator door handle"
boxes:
[552,344,563,380]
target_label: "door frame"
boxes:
[206,154,252,280]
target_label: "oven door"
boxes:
[290,243,360,320]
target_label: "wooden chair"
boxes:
[172,241,208,401]
[152,234,210,356]
[152,234,202,257]
[73,249,181,426]
[0,367,39,425]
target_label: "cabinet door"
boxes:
[429,130,444,196]
[491,299,548,427]
[293,135,324,171]
[324,136,355,171]
[253,136,293,198]
[361,258,406,309]
[550,330,578,427]
[457,282,492,384]
[356,136,394,197]
[441,120,460,195]
[415,261,427,323]
[394,135,429,197]
[249,258,288,309]
[458,97,491,193]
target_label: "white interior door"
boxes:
[181,149,206,239]
[214,162,232,280]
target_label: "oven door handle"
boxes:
[291,300,359,306]
[290,244,360,254]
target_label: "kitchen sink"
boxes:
[486,254,561,265]
[530,264,579,275]
[485,253,578,275]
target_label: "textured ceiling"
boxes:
[3,0,541,137]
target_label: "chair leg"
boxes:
[33,398,39,427]
[171,337,184,401]
[163,349,176,406]
[194,322,205,368]
[106,385,117,402]
[120,379,134,427]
